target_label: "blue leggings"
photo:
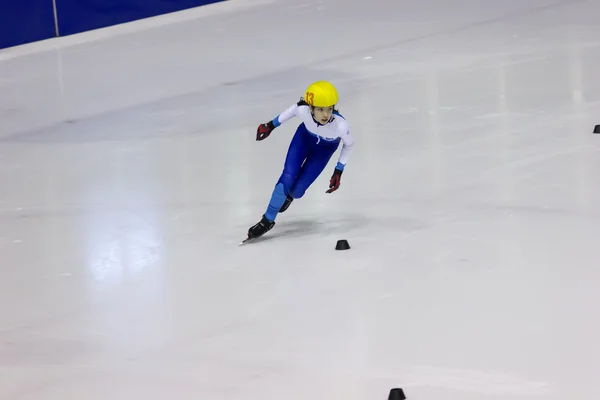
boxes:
[265,123,340,221]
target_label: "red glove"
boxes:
[326,168,343,193]
[256,121,275,141]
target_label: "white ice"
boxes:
[1,0,600,399]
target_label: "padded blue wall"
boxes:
[56,0,225,36]
[0,0,225,50]
[0,0,56,49]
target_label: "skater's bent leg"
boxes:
[288,161,328,199]
[264,125,310,221]
[289,142,339,199]
[264,182,287,221]
[278,125,311,192]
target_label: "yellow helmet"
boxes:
[304,81,338,107]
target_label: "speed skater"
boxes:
[246,80,356,240]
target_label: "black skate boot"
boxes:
[247,214,275,239]
[278,195,294,213]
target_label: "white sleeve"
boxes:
[272,103,301,127]
[336,123,355,169]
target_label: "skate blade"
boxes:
[239,237,253,246]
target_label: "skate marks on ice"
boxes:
[370,365,552,397]
[237,212,429,246]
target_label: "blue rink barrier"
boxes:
[0,0,57,50]
[0,0,226,50]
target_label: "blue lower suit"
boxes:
[264,123,340,221]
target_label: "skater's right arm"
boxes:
[256,100,307,141]
[272,100,308,127]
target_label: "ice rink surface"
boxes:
[1,0,599,398]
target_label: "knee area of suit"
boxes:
[290,186,307,199]
[279,172,296,193]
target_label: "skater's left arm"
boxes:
[337,124,355,169]
[326,123,355,193]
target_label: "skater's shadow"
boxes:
[249,212,427,244]
[269,219,325,238]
